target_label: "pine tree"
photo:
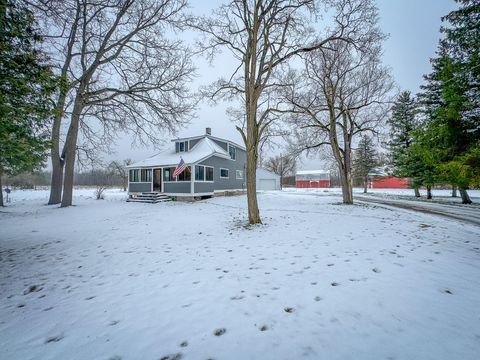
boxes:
[353,135,378,193]
[418,0,479,203]
[386,91,422,196]
[0,0,56,206]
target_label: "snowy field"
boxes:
[1,188,479,360]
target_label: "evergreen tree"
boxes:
[353,134,378,193]
[387,91,422,196]
[0,0,56,206]
[418,0,479,203]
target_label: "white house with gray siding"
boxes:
[127,129,246,199]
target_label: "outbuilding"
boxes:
[295,170,330,188]
[368,167,410,189]
[256,168,281,191]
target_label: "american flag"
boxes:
[173,158,187,177]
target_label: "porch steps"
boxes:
[127,192,171,204]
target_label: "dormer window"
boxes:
[228,144,236,160]
[177,141,189,153]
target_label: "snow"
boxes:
[296,170,330,175]
[128,137,230,168]
[1,188,479,360]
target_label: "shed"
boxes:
[256,168,281,191]
[296,170,330,188]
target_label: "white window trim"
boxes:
[236,170,243,180]
[220,168,229,179]
[228,143,236,161]
[129,169,140,183]
[194,165,215,182]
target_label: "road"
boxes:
[355,194,480,227]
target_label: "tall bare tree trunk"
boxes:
[451,185,457,197]
[426,185,432,199]
[60,97,83,208]
[0,174,4,207]
[48,69,74,205]
[245,102,261,224]
[339,166,353,204]
[246,149,260,224]
[459,188,472,204]
[363,174,368,193]
[414,186,420,197]
[49,107,66,204]
[49,150,64,204]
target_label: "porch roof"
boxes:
[127,137,231,168]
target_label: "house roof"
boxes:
[172,134,246,151]
[296,170,330,175]
[127,137,231,168]
[257,168,280,179]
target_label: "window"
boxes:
[178,141,189,152]
[195,165,204,181]
[228,144,236,160]
[220,168,229,179]
[205,167,214,181]
[236,170,243,180]
[163,166,191,181]
[129,169,139,182]
[163,167,174,181]
[177,166,191,181]
[195,165,214,181]
[141,169,152,182]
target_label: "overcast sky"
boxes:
[107,0,457,169]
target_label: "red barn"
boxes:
[369,176,410,189]
[296,170,330,188]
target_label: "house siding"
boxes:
[129,182,151,193]
[194,182,215,193]
[199,150,246,191]
[189,138,201,149]
[211,139,228,151]
[164,182,191,193]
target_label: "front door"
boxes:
[153,168,162,192]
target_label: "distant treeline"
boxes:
[3,170,124,189]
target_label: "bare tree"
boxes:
[264,154,296,188]
[191,0,380,224]
[29,0,195,207]
[285,22,393,204]
[108,159,132,191]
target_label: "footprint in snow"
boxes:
[179,341,188,347]
[314,296,322,302]
[284,307,294,313]
[331,282,339,287]
[24,284,42,295]
[443,289,453,295]
[214,328,226,336]
[159,353,183,360]
[45,334,64,344]
[259,325,268,331]
[372,267,381,273]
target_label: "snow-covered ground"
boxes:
[1,188,479,360]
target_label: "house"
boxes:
[295,170,330,188]
[127,128,246,200]
[256,168,281,190]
